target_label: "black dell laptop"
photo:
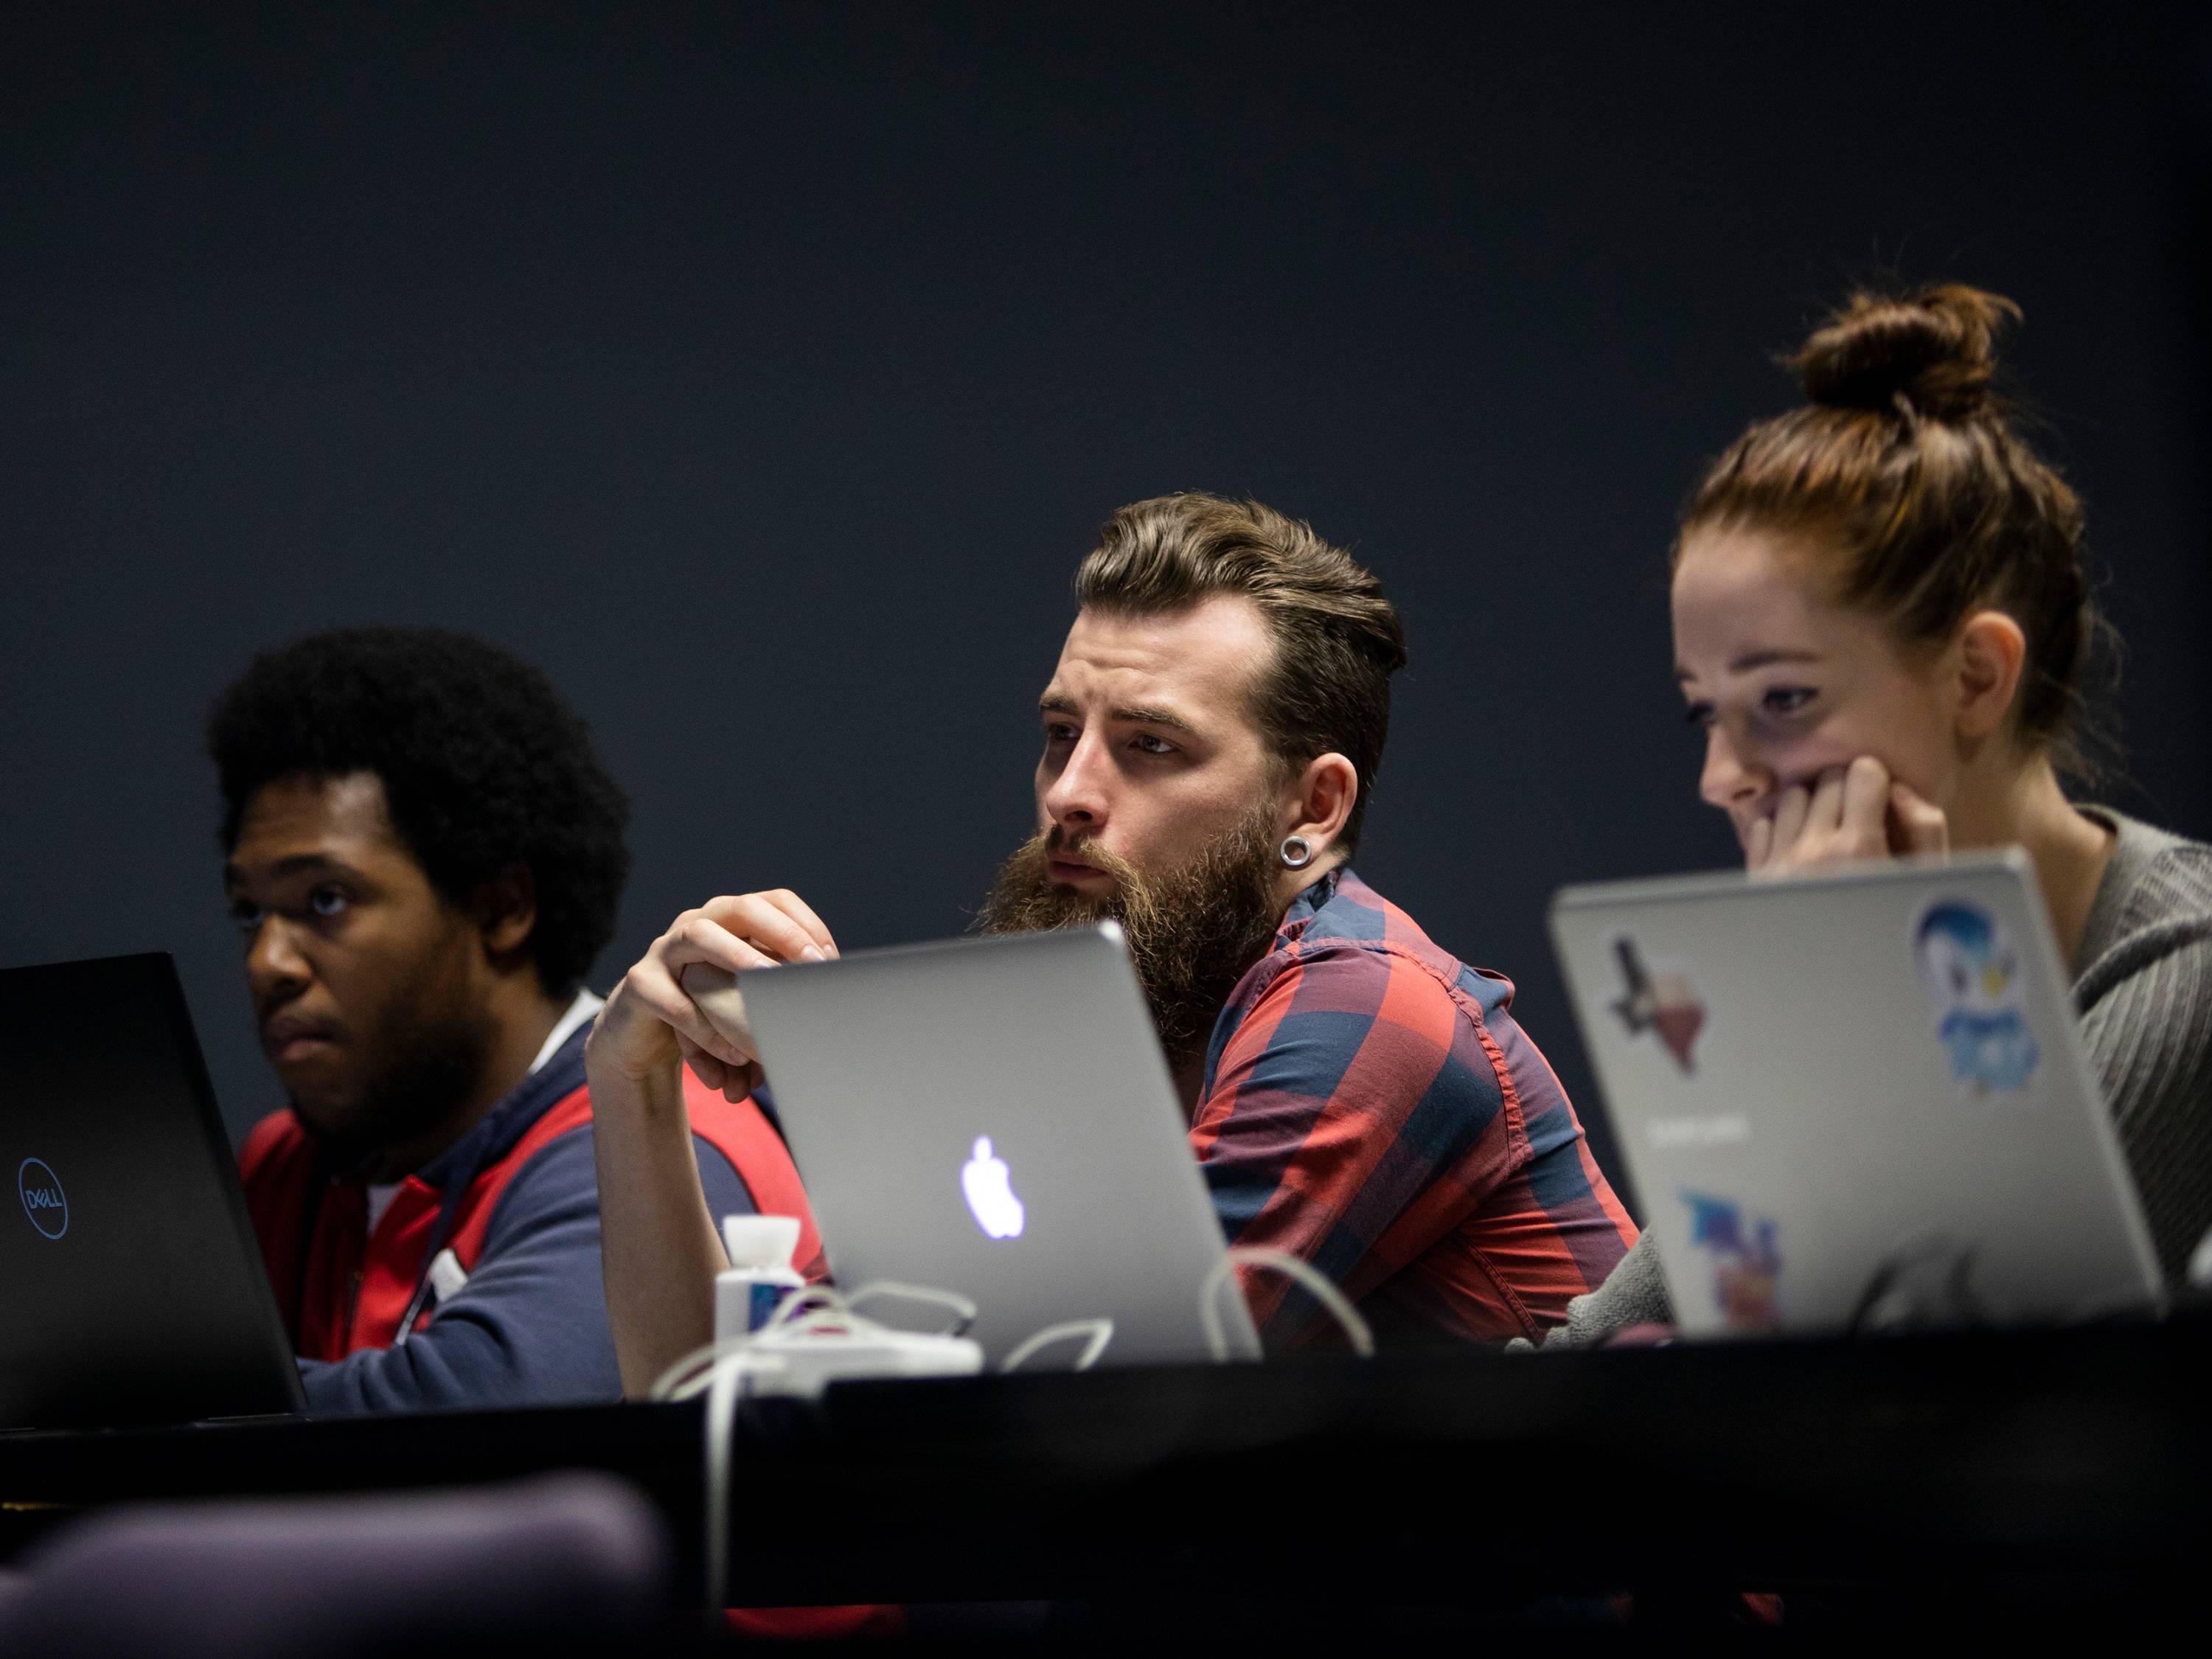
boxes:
[1,953,305,1432]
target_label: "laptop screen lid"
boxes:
[737,924,1261,1367]
[0,953,305,1431]
[1551,852,2160,1338]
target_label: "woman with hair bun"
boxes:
[1550,284,2212,1346]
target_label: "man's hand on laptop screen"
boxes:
[591,889,839,1102]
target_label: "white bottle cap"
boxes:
[722,1213,802,1271]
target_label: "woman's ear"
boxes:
[1954,610,2028,742]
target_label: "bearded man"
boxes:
[588,495,1635,1389]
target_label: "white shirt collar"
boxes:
[528,987,605,1075]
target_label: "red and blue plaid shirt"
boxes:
[1191,868,1636,1346]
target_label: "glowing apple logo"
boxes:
[960,1136,1025,1240]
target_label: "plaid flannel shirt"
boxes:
[1191,868,1636,1345]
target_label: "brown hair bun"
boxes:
[1789,283,2019,421]
[1680,279,2117,781]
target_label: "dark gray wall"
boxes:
[5,6,2208,1214]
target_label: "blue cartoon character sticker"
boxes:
[1913,900,2039,1096]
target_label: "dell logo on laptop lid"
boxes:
[18,1158,68,1239]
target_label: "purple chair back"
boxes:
[0,1472,669,1658]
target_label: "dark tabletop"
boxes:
[4,1315,2208,1619]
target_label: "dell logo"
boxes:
[18,1158,68,1240]
[18,1159,68,1239]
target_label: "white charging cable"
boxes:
[1200,1245,1376,1358]
[842,1280,978,1335]
[653,1289,795,1611]
[1001,1318,1115,1373]
[700,1338,750,1613]
[653,1283,980,1609]
[666,1248,1368,1608]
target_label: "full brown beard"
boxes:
[975,807,1288,1076]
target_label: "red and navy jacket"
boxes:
[1194,868,1637,1346]
[240,1021,821,1414]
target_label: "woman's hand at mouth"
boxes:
[1745,755,1949,875]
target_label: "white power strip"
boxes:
[717,1327,984,1399]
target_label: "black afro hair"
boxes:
[209,627,630,994]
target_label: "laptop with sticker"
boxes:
[1551,851,2162,1338]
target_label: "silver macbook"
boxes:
[737,924,1261,1367]
[1551,852,2161,1338]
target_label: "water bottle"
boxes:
[714,1214,806,1341]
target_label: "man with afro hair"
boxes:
[213,627,818,1413]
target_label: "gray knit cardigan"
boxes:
[1539,810,2212,1349]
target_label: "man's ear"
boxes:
[1954,610,2028,742]
[470,864,539,963]
[1284,753,1359,859]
